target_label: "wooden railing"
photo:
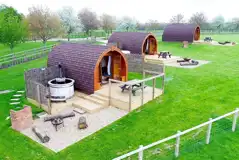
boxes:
[0,45,55,69]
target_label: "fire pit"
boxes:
[51,118,64,131]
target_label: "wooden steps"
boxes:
[72,97,104,113]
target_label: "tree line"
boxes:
[0,4,239,51]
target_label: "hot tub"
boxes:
[48,78,75,99]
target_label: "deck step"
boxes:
[72,98,104,113]
[94,91,109,99]
[82,96,105,105]
[90,94,108,102]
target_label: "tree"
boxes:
[136,22,146,30]
[100,13,116,36]
[78,8,99,36]
[145,20,160,31]
[27,6,62,44]
[58,6,79,41]
[116,16,137,31]
[0,5,28,51]
[170,14,185,23]
[232,17,239,31]
[189,12,208,28]
[212,15,225,32]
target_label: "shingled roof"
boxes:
[108,32,156,54]
[48,43,112,94]
[162,24,200,42]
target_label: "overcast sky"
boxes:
[0,0,238,22]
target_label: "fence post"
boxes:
[129,85,132,112]
[152,78,155,100]
[138,145,144,160]
[47,87,52,114]
[206,118,212,144]
[36,84,41,108]
[175,131,181,158]
[232,108,239,132]
[141,71,145,106]
[141,82,144,106]
[109,79,111,106]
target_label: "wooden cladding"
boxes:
[94,50,128,91]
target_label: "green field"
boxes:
[1,34,239,160]
[0,41,56,56]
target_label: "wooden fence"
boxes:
[113,108,239,160]
[25,80,51,113]
[125,54,165,74]
[0,45,55,69]
[24,65,61,114]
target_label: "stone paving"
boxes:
[21,107,127,152]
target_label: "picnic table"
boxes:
[119,79,147,96]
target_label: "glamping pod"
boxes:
[162,24,200,42]
[48,43,128,95]
[108,32,158,55]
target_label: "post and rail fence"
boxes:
[0,45,55,69]
[113,108,239,160]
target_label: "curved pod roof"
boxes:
[108,32,157,55]
[162,24,200,42]
[48,43,128,94]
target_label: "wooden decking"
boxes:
[95,83,163,111]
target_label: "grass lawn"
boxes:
[1,34,239,160]
[0,41,56,56]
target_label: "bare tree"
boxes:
[27,6,62,44]
[100,13,116,37]
[116,16,137,32]
[136,22,146,30]
[212,15,225,32]
[58,6,79,41]
[170,14,185,23]
[145,20,160,31]
[189,12,207,27]
[78,8,99,36]
[232,17,239,31]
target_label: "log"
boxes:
[32,127,50,143]
[44,112,75,122]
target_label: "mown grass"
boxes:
[0,41,56,56]
[0,34,239,160]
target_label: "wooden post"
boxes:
[141,82,144,106]
[232,108,239,132]
[47,87,52,114]
[138,145,144,160]
[109,80,111,106]
[152,78,155,100]
[141,71,145,106]
[206,118,212,144]
[129,85,132,112]
[175,131,181,158]
[36,84,41,107]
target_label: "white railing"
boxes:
[113,108,239,160]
